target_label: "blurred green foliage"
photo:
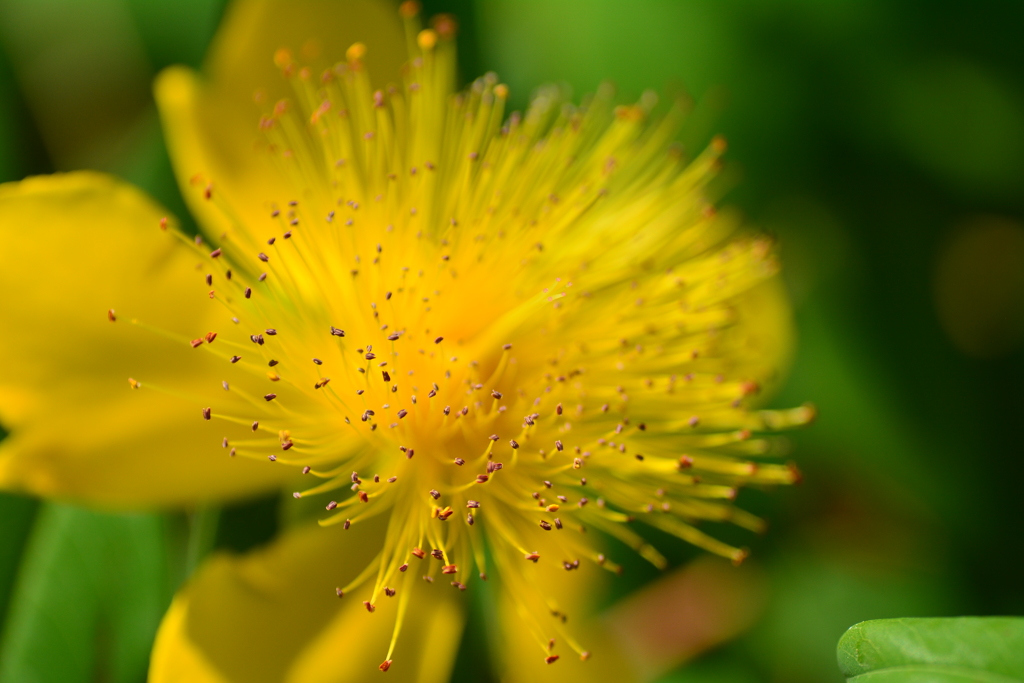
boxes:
[0,0,1022,682]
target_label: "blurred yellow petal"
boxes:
[205,0,405,107]
[155,0,405,248]
[151,518,465,683]
[0,172,288,507]
[490,529,637,682]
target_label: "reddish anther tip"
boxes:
[159,217,168,230]
[379,660,392,672]
[204,332,217,344]
[442,564,457,574]
[545,655,559,664]
[107,309,116,322]
[210,248,222,258]
[525,552,540,562]
[434,336,443,344]
[202,407,211,420]
[363,601,375,613]
[399,0,419,18]
[335,588,344,598]
[411,548,426,559]
[264,393,277,401]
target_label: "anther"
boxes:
[326,501,338,511]
[252,421,259,431]
[434,337,443,344]
[399,563,409,572]
[555,440,563,451]
[202,407,211,420]
[442,564,457,574]
[466,500,480,508]
[330,326,346,337]
[264,393,277,401]
[343,519,351,530]
[379,660,391,672]
[510,439,519,449]
[205,274,213,286]
[205,332,217,344]
[525,552,540,563]
[258,253,269,262]
[258,273,267,281]
[336,588,344,598]
[244,287,252,299]
[358,491,369,503]
[268,455,277,462]
[384,587,396,597]
[265,328,277,336]
[491,390,503,399]
[363,601,375,613]
[539,520,552,531]
[429,489,440,500]
[302,466,311,474]
[412,548,426,559]
[431,549,444,560]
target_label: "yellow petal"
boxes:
[0,172,288,507]
[489,529,638,683]
[154,0,405,249]
[205,0,406,107]
[151,518,465,683]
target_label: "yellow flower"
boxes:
[0,0,812,680]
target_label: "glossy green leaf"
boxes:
[0,503,169,683]
[838,618,1024,682]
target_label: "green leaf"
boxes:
[0,503,170,683]
[0,493,37,632]
[838,618,1024,682]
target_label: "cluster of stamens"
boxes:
[121,2,812,672]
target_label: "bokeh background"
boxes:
[1,1,1023,681]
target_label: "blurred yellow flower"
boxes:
[0,0,811,680]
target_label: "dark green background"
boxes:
[1,1,1022,681]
